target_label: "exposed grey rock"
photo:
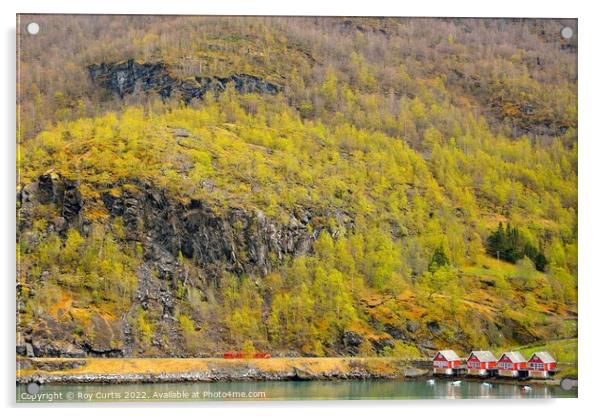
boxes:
[102,183,320,280]
[18,173,82,231]
[341,331,363,355]
[406,320,419,333]
[82,314,123,357]
[371,338,395,354]
[88,60,281,104]
[31,339,86,358]
[26,343,34,357]
[426,321,441,335]
[16,335,28,357]
[384,324,407,340]
[61,180,83,221]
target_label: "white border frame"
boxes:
[2,1,600,415]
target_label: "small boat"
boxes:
[482,382,493,388]
[522,385,532,392]
[426,379,435,385]
[451,380,462,386]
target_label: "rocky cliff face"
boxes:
[88,60,281,103]
[18,172,83,234]
[101,182,316,279]
[17,173,330,358]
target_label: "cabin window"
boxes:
[530,362,544,370]
[498,362,513,370]
[433,360,448,368]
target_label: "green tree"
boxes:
[428,244,450,272]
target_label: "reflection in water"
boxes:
[430,380,557,400]
[16,379,574,402]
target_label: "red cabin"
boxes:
[432,350,463,375]
[466,350,497,376]
[497,351,527,377]
[527,351,556,378]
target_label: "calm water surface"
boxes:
[17,379,577,402]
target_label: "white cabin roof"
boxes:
[499,351,526,363]
[433,350,461,361]
[470,350,497,362]
[529,351,556,363]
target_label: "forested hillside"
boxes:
[17,16,577,358]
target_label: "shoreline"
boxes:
[17,357,424,385]
[16,357,575,388]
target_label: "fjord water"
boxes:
[17,380,576,402]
